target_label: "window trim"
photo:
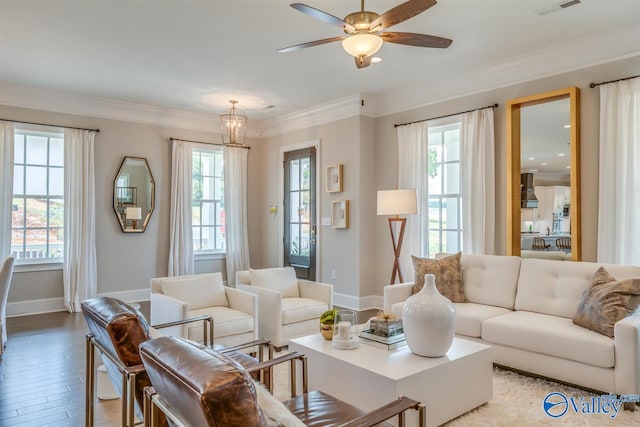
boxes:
[425,121,463,257]
[11,128,65,266]
[191,145,226,255]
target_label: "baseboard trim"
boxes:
[333,293,383,312]
[6,288,150,317]
[99,288,150,303]
[6,297,66,317]
[8,289,380,316]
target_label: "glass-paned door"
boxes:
[283,147,316,280]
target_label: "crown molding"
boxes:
[0,82,262,138]
[372,25,640,117]
[256,94,365,138]
[2,23,638,139]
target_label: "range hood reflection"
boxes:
[521,173,538,208]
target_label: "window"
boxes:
[425,122,462,257]
[12,130,64,264]
[192,147,225,253]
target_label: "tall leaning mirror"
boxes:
[113,156,155,233]
[507,87,581,260]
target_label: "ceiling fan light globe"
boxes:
[342,33,383,58]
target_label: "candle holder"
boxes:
[332,310,359,350]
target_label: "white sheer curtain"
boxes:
[597,77,640,264]
[63,129,97,312]
[168,139,193,276]
[0,121,14,260]
[224,146,250,287]
[397,122,428,282]
[460,108,496,254]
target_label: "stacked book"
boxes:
[359,329,407,350]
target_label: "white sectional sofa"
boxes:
[383,254,640,397]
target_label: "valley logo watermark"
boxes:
[543,392,639,418]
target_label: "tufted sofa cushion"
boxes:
[515,259,640,319]
[459,254,521,309]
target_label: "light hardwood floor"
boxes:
[0,304,149,426]
[0,303,379,426]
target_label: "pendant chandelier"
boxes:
[220,100,247,146]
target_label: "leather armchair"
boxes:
[140,336,426,427]
[236,267,333,347]
[81,296,270,427]
[150,272,258,346]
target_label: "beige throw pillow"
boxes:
[573,267,640,338]
[411,252,464,303]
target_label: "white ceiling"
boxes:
[1,0,640,125]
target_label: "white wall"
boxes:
[253,116,383,308]
[0,104,256,310]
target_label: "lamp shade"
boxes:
[377,189,417,216]
[125,207,142,220]
[342,33,383,58]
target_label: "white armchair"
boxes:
[150,272,258,347]
[236,267,333,348]
[1,256,15,355]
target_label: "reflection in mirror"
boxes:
[507,87,581,260]
[113,157,155,233]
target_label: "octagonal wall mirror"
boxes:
[113,156,155,233]
[507,87,581,260]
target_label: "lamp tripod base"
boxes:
[387,217,407,284]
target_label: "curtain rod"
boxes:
[0,118,100,133]
[169,137,250,149]
[393,103,498,128]
[589,74,640,88]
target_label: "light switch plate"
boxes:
[321,217,331,226]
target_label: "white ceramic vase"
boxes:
[402,274,456,357]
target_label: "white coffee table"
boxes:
[289,334,493,427]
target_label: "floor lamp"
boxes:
[377,189,418,284]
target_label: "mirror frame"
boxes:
[113,156,155,233]
[507,86,581,260]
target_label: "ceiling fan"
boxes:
[278,0,452,69]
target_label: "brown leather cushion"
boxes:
[81,296,151,419]
[81,296,150,366]
[140,336,268,427]
[283,390,366,427]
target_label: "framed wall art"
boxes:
[326,164,343,193]
[331,200,349,229]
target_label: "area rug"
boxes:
[271,361,639,426]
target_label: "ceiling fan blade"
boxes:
[290,3,356,32]
[277,36,346,53]
[355,55,372,69]
[379,32,452,48]
[370,0,437,32]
